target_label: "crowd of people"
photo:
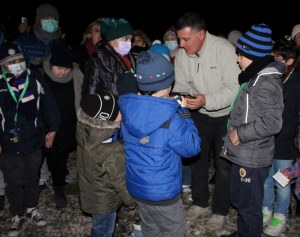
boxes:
[0,3,300,237]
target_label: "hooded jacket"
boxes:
[118,94,201,202]
[221,61,285,168]
[76,109,134,214]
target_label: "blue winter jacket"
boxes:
[118,94,201,202]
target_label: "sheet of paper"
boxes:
[272,170,290,187]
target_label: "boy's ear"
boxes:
[286,57,295,66]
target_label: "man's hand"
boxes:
[186,93,206,110]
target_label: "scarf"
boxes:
[34,25,61,43]
[238,56,274,85]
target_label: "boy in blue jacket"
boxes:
[118,50,201,237]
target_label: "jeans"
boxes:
[263,159,293,216]
[91,211,116,237]
[182,159,191,187]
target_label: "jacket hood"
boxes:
[76,108,120,151]
[118,94,180,138]
[257,60,286,77]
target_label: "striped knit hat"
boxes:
[236,23,273,61]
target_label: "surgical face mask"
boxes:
[7,62,26,77]
[165,40,178,51]
[41,19,58,33]
[114,41,132,56]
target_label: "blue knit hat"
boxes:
[101,18,133,41]
[236,23,273,61]
[136,50,174,92]
[149,44,170,61]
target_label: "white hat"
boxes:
[227,30,242,46]
[291,24,300,40]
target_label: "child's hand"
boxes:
[229,127,240,146]
[174,95,187,108]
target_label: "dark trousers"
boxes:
[0,150,42,215]
[46,149,69,187]
[230,164,269,237]
[191,112,231,215]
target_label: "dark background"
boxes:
[1,1,299,46]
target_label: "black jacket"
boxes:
[274,67,300,160]
[0,68,60,155]
[81,40,136,95]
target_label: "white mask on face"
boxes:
[7,62,26,77]
[114,41,132,56]
[165,40,178,51]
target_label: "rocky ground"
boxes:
[0,153,299,237]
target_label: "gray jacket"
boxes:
[221,62,285,168]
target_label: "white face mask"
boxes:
[114,41,132,56]
[7,62,26,77]
[165,40,178,51]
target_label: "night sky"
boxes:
[1,1,299,46]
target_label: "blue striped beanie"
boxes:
[236,23,273,61]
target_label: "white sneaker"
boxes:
[206,214,226,231]
[185,205,210,221]
[8,215,25,237]
[262,207,272,227]
[263,213,286,236]
[26,208,47,227]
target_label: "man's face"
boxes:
[176,27,204,55]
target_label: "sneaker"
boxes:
[206,214,226,231]
[0,195,5,216]
[26,208,47,226]
[7,215,25,237]
[262,206,272,227]
[263,213,286,236]
[182,191,192,205]
[185,205,210,221]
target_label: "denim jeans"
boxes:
[91,212,116,237]
[263,159,294,216]
[182,162,191,187]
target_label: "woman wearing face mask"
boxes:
[80,18,138,237]
[82,18,136,96]
[163,27,179,64]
